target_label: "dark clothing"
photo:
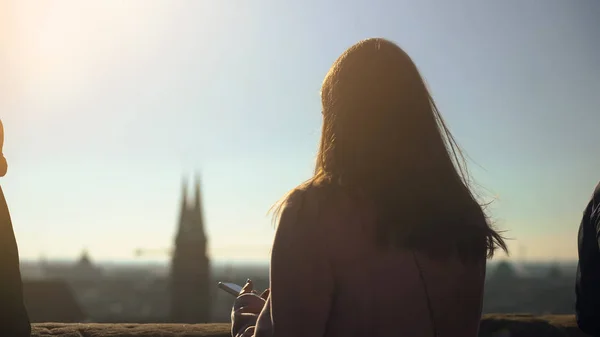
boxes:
[0,186,31,337]
[232,187,486,337]
[576,182,600,336]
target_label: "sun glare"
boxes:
[7,1,183,109]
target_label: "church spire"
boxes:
[177,176,189,232]
[194,174,202,215]
[193,174,206,236]
[170,172,211,323]
[181,176,188,209]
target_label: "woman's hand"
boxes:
[233,279,270,315]
[231,280,270,337]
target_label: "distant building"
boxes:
[39,250,103,281]
[71,250,103,281]
[546,262,563,280]
[169,176,211,323]
[492,260,518,281]
[22,280,86,322]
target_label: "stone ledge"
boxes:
[30,315,589,337]
[32,322,231,337]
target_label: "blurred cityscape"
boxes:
[17,177,578,324]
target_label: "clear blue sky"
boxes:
[1,0,599,263]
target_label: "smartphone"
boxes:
[218,282,243,296]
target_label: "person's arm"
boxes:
[576,183,600,336]
[236,189,335,337]
[593,184,600,248]
[0,121,30,337]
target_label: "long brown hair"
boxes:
[273,38,507,261]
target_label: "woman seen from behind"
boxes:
[231,37,507,337]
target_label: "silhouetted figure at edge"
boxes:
[0,120,31,336]
[230,38,508,337]
[576,182,600,336]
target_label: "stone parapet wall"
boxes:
[31,315,590,337]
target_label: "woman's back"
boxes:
[230,38,504,337]
[313,188,486,337]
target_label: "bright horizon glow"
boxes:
[2,0,599,263]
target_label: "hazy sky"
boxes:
[1,0,599,263]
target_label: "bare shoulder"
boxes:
[281,188,306,209]
[283,183,330,210]
[277,183,338,230]
[280,186,316,220]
